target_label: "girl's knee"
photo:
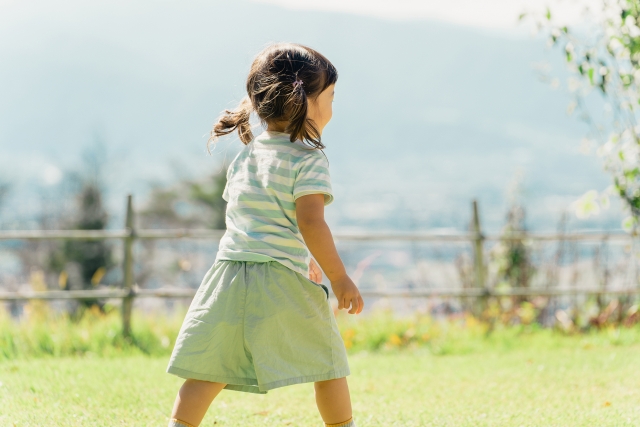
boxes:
[315,377,347,389]
[315,377,347,384]
[182,379,226,392]
[185,378,213,384]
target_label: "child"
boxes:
[166,43,364,427]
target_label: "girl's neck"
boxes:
[266,122,287,133]
[266,123,324,136]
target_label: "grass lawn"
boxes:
[1,343,639,426]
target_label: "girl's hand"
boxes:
[331,275,364,315]
[309,258,323,283]
[296,193,362,313]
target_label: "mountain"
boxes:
[0,0,617,232]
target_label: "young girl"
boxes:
[166,43,364,427]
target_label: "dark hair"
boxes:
[208,43,338,152]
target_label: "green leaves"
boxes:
[621,7,631,21]
[574,190,603,219]
[624,167,640,181]
[565,43,573,62]
[536,0,640,226]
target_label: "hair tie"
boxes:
[293,79,304,89]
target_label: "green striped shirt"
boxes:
[216,131,333,277]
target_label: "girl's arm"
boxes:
[296,193,364,314]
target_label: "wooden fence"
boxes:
[1,195,639,337]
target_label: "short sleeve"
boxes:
[293,153,333,206]
[222,166,231,202]
[222,151,241,202]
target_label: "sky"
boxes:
[253,0,602,32]
[0,0,603,32]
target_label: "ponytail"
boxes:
[284,80,324,149]
[208,97,253,153]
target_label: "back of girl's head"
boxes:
[209,43,338,151]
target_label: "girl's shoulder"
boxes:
[288,147,329,172]
[253,134,329,165]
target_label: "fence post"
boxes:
[122,194,135,339]
[471,199,487,318]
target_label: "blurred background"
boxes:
[1,0,617,230]
[1,0,637,324]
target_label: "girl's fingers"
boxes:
[337,294,364,314]
[348,296,359,314]
[309,264,319,282]
[309,262,323,283]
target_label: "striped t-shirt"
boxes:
[216,130,333,277]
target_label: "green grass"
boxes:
[2,304,640,425]
[3,302,640,360]
[1,344,639,426]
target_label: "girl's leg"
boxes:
[314,377,354,425]
[169,379,227,427]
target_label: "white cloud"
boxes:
[42,164,62,186]
[252,0,602,33]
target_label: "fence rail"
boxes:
[0,229,635,242]
[1,195,638,336]
[1,286,639,302]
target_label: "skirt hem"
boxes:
[166,365,350,394]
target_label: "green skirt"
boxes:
[166,260,350,394]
